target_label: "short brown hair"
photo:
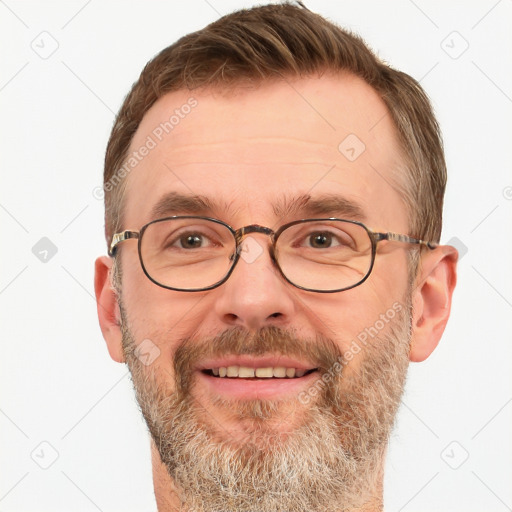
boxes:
[103,2,446,251]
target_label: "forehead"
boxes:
[122,73,407,231]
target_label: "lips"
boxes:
[195,355,320,399]
[198,356,317,377]
[205,366,315,378]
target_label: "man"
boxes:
[94,3,457,511]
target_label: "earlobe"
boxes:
[94,256,125,363]
[409,246,458,362]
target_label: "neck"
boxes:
[151,441,181,511]
[151,441,385,512]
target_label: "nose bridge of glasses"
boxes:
[234,225,275,246]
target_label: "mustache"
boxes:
[173,326,344,394]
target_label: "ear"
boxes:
[94,256,125,363]
[409,245,458,362]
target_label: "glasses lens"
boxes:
[140,218,235,290]
[275,220,373,291]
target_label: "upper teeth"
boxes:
[211,366,307,378]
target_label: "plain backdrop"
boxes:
[1,1,511,511]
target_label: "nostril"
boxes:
[269,312,281,319]
[224,313,238,323]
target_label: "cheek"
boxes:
[297,257,408,358]
[372,249,411,296]
[301,287,404,342]
[121,269,208,363]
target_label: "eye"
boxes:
[306,231,341,249]
[173,232,210,249]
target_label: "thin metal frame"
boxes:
[109,216,437,293]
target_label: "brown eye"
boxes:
[309,232,333,248]
[179,234,204,249]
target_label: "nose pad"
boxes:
[237,235,266,265]
[231,224,277,264]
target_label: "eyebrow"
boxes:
[148,191,366,224]
[149,192,222,220]
[272,194,367,222]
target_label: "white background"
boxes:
[1,1,511,511]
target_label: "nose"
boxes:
[213,235,297,330]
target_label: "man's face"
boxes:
[115,74,414,510]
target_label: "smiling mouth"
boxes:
[202,366,318,379]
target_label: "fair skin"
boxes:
[95,73,457,511]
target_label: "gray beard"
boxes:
[120,304,412,512]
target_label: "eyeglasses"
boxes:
[109,216,437,293]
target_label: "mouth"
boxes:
[202,366,318,379]
[196,356,321,400]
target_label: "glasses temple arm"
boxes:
[374,232,438,250]
[109,230,140,257]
